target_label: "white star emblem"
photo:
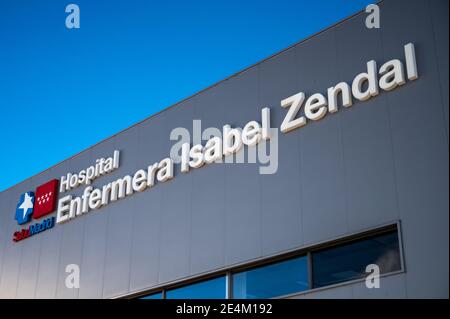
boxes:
[19,193,34,219]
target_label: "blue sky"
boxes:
[0,0,373,191]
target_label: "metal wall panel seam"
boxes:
[333,27,350,237]
[426,0,449,146]
[377,1,408,297]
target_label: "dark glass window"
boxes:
[165,276,226,299]
[232,255,308,299]
[312,230,401,288]
[140,291,163,299]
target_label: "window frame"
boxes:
[230,253,309,299]
[128,221,405,299]
[164,274,228,300]
[309,227,403,289]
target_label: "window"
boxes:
[140,291,163,299]
[312,230,401,288]
[165,276,227,299]
[134,226,403,299]
[232,255,308,299]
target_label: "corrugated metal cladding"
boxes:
[0,0,448,299]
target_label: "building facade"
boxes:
[0,0,448,299]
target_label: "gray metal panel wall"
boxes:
[0,0,447,298]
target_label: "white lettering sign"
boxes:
[56,43,419,225]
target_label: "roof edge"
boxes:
[1,0,383,194]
